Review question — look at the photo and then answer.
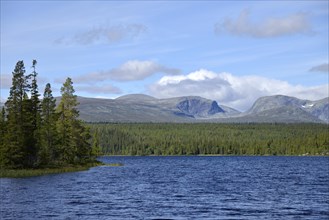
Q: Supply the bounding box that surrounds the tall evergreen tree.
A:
[56,77,92,164]
[39,83,58,165]
[30,60,41,144]
[56,78,78,164]
[3,61,29,168]
[20,60,41,167]
[2,60,94,169]
[0,107,6,166]
[0,107,5,145]
[21,92,36,166]
[28,60,42,165]
[92,128,101,156]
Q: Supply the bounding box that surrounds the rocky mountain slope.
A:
[72,94,328,123]
[76,95,235,122]
[2,94,326,123]
[243,95,328,123]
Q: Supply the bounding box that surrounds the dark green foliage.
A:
[1,61,94,169]
[56,78,93,164]
[1,60,43,168]
[91,128,101,156]
[56,78,78,163]
[39,83,58,165]
[2,61,30,168]
[89,123,329,156]
[30,60,42,155]
[0,107,6,148]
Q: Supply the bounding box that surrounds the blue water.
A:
[1,156,329,219]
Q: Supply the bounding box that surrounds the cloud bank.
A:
[215,10,311,38]
[309,63,329,73]
[75,60,180,83]
[148,69,328,111]
[1,73,48,90]
[76,84,122,94]
[55,24,147,45]
[0,74,12,90]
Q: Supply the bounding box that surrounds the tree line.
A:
[1,60,327,167]
[89,123,329,156]
[0,60,94,169]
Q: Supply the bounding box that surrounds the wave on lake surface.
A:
[1,156,329,219]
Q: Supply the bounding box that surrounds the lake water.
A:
[1,156,329,219]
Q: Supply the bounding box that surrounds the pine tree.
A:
[39,83,58,166]
[56,77,92,164]
[2,61,94,169]
[3,61,29,168]
[0,107,6,166]
[74,123,92,163]
[21,60,41,167]
[56,78,78,164]
[21,92,36,166]
[92,128,101,156]
[30,60,41,149]
[0,107,5,145]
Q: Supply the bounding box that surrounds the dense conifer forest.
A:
[89,123,329,156]
[0,61,95,169]
[1,61,328,172]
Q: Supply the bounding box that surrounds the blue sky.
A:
[1,0,328,111]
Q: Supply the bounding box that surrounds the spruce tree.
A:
[56,78,78,164]
[0,107,6,166]
[2,61,93,168]
[3,61,29,168]
[39,83,58,166]
[56,77,92,164]
[92,128,101,156]
[18,60,42,167]
[30,60,41,147]
[22,92,36,166]
[0,107,5,145]
[76,124,93,163]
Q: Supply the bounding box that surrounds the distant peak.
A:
[116,94,157,101]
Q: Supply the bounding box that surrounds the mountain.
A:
[244,95,328,123]
[75,95,233,123]
[116,94,157,102]
[303,98,329,123]
[157,96,225,118]
[1,94,324,123]
[72,94,328,123]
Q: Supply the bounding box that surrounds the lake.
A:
[1,156,329,219]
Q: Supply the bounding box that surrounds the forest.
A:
[89,123,329,156]
[1,61,328,172]
[0,60,95,169]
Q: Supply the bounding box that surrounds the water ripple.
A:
[1,156,329,219]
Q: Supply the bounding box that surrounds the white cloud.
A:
[75,60,180,82]
[0,74,12,89]
[1,73,50,101]
[76,84,122,94]
[309,63,329,73]
[55,24,147,45]
[148,69,328,111]
[215,10,312,38]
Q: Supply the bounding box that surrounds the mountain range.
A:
[1,94,327,123]
[74,94,328,123]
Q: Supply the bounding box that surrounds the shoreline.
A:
[0,161,104,178]
[101,154,329,157]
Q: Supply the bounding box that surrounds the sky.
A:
[1,0,328,111]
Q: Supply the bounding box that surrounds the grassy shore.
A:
[0,161,104,178]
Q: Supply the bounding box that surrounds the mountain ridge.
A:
[71,94,328,123]
[2,94,327,123]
